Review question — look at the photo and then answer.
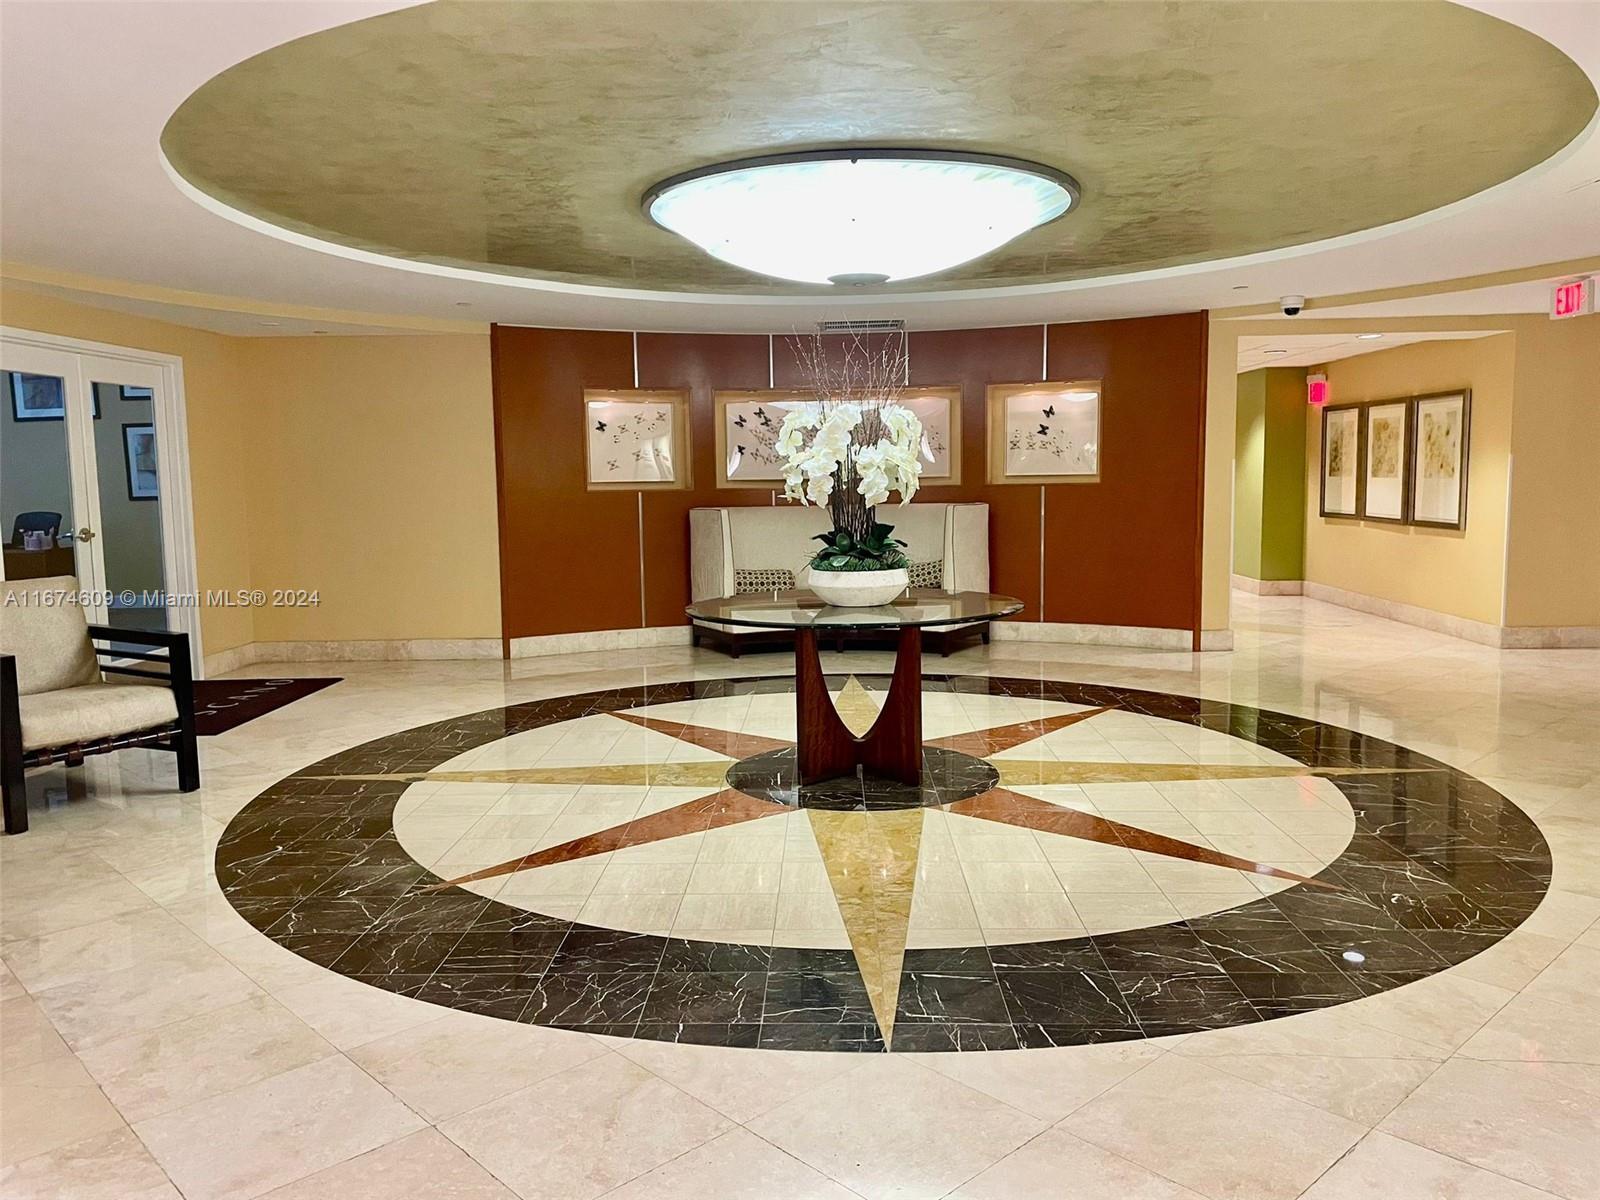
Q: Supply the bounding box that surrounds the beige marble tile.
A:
[349,1014,610,1122]
[0,1127,180,1200]
[77,993,335,1122]
[1200,1053,1442,1126]
[134,1055,425,1200]
[950,1126,1205,1199]
[1173,1004,1453,1061]
[1379,1058,1600,1199]
[602,1127,858,1200]
[273,973,443,1049]
[34,947,263,1050]
[438,1053,733,1200]
[1457,991,1599,1064]
[748,1058,1044,1199]
[1519,942,1600,1011]
[0,1055,126,1167]
[0,996,71,1074]
[213,929,342,993]
[259,1128,516,1199]
[0,874,158,940]
[913,1040,1165,1123]
[613,1038,865,1124]
[0,910,208,994]
[1063,1054,1366,1200]
[1337,973,1515,1053]
[1299,1130,1555,1200]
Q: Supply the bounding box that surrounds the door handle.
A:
[77,527,95,542]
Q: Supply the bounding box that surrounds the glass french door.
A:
[1,343,171,635]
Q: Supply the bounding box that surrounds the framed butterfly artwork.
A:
[582,388,691,491]
[986,381,1102,483]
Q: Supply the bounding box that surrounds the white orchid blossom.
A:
[777,400,923,510]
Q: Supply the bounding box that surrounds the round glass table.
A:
[686,589,1024,787]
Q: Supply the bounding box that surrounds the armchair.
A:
[1,575,198,834]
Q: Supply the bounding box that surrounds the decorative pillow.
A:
[907,559,944,589]
[735,567,796,593]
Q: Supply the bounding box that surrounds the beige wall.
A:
[0,281,502,656]
[1304,335,1515,626]
[1503,315,1600,628]
[232,334,499,643]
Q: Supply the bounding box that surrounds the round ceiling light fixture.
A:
[643,149,1079,286]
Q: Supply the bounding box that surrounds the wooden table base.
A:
[795,625,923,786]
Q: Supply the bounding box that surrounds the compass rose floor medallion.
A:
[217,674,1551,1053]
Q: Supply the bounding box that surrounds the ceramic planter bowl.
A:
[806,566,909,607]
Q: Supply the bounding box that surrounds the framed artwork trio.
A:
[1319,390,1470,530]
[581,380,1106,492]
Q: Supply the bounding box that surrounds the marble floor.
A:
[2,592,1598,1199]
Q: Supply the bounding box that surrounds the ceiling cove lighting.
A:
[644,149,1079,286]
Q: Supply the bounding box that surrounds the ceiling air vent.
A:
[816,319,906,334]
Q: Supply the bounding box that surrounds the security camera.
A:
[1280,295,1307,316]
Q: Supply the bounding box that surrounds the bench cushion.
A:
[19,683,178,751]
[1,575,100,696]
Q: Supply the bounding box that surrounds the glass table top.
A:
[685,588,1025,630]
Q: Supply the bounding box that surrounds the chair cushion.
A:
[19,683,177,751]
[907,559,943,589]
[1,575,101,696]
[734,566,796,593]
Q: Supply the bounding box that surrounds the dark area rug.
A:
[192,677,341,736]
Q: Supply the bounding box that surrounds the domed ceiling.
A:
[160,0,1595,296]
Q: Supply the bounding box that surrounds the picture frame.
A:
[713,387,963,489]
[713,390,821,487]
[581,388,691,491]
[1318,403,1362,518]
[1408,390,1470,530]
[985,381,1101,484]
[1359,399,1411,523]
[8,372,76,421]
[122,423,159,500]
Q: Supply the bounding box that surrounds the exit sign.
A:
[1552,278,1593,320]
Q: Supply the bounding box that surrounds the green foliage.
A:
[807,522,909,573]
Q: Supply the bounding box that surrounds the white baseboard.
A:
[509,625,695,659]
[1231,574,1304,596]
[1300,581,1600,649]
[203,638,501,675]
[993,621,1233,652]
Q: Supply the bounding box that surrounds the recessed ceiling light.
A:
[1355,333,1383,340]
[644,149,1078,285]
[258,320,281,327]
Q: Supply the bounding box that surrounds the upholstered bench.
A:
[1,575,199,834]
[688,502,992,656]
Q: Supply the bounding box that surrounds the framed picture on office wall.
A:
[985,381,1101,484]
[122,423,159,500]
[1360,400,1411,522]
[1408,390,1470,529]
[1318,403,1361,517]
[582,388,691,491]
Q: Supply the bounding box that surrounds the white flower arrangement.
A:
[776,401,924,509]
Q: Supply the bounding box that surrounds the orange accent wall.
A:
[492,315,1207,641]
